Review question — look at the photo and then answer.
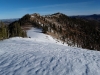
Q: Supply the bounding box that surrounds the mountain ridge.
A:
[0,12,100,51]
[25,13,100,50]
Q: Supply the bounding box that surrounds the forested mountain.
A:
[0,13,100,51]
[29,13,100,50]
[0,16,27,40]
[8,14,31,37]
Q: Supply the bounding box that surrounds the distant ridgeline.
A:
[0,13,100,51]
[71,14,100,21]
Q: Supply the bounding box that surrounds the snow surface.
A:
[0,28,100,75]
[27,28,67,45]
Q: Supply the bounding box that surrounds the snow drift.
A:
[0,28,100,75]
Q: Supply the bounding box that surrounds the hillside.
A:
[0,13,100,51]
[0,28,100,75]
[29,13,100,50]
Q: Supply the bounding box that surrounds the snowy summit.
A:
[0,28,100,75]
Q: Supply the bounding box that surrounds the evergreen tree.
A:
[42,25,48,33]
[0,21,8,39]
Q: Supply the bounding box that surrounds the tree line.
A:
[47,13,100,50]
[0,16,28,40]
[0,21,9,40]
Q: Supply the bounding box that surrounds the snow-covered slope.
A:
[0,28,100,75]
[27,28,67,45]
[27,28,57,43]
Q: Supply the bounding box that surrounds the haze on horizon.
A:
[0,0,99,19]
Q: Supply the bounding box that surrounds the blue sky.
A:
[0,0,100,19]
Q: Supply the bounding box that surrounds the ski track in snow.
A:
[0,28,100,75]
